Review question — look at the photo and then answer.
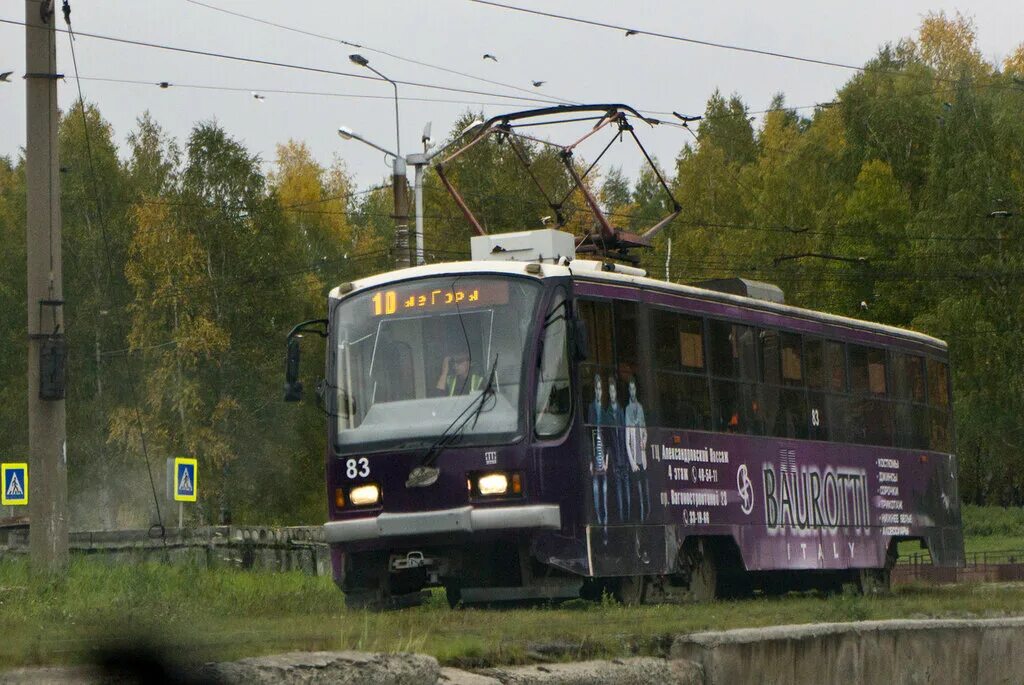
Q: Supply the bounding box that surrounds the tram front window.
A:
[332,276,541,454]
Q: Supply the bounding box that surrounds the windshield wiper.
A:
[468,354,499,430]
[406,354,500,488]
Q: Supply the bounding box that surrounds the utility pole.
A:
[25,0,68,572]
[392,156,411,268]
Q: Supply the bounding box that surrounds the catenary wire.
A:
[70,75,558,110]
[181,0,580,107]
[0,16,566,105]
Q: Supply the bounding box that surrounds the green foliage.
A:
[961,505,1024,538]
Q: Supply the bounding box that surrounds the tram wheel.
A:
[617,576,647,606]
[686,543,719,602]
[857,567,892,596]
[444,584,463,609]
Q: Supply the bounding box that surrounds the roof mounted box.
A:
[471,229,575,264]
[692,278,785,304]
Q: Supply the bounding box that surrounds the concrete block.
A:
[479,657,702,685]
[0,666,98,684]
[671,618,1024,685]
[202,650,439,685]
[438,667,503,684]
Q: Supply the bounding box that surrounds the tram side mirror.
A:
[284,336,304,402]
[570,317,589,361]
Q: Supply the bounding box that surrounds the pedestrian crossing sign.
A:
[173,457,198,502]
[1,463,28,506]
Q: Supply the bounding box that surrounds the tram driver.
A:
[435,350,484,396]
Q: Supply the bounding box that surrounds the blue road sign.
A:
[2,463,28,506]
[173,457,198,502]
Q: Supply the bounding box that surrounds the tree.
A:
[697,91,757,166]
[912,11,990,82]
[0,156,27,460]
[599,166,631,215]
[1003,45,1024,77]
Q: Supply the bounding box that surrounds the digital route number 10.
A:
[371,288,481,316]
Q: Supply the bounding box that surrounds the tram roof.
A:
[331,259,947,352]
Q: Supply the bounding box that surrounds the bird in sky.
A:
[625,29,638,36]
[532,80,545,88]
[251,91,266,102]
[482,54,498,62]
[0,71,13,83]
[157,81,171,89]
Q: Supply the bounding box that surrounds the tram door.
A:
[576,298,646,529]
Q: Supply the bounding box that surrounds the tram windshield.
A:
[332,275,542,454]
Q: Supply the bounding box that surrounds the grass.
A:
[897,505,1024,559]
[3,557,1024,670]
[3,504,1024,670]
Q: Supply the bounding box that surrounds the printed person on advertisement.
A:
[605,376,630,523]
[588,374,609,527]
[625,377,650,521]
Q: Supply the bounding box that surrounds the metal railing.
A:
[894,548,1024,585]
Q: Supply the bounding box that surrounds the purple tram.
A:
[285,230,964,608]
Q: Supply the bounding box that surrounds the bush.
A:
[961,505,1024,537]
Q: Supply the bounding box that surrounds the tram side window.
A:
[928,358,952,451]
[709,320,757,380]
[804,338,846,441]
[578,300,615,426]
[758,330,808,439]
[535,289,572,438]
[710,319,760,434]
[613,300,641,386]
[650,309,711,430]
[848,344,893,446]
[579,299,646,426]
[893,353,929,450]
[713,379,760,434]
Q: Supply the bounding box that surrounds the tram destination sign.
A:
[370,280,509,317]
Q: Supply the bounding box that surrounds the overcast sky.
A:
[1,1,1021,191]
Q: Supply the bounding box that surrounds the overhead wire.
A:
[0,16,565,105]
[465,0,996,87]
[466,0,871,71]
[69,75,557,110]
[181,0,580,107]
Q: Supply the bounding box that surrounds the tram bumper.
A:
[323,504,561,544]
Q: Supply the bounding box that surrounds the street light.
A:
[347,54,411,267]
[336,125,398,159]
[336,116,487,267]
[349,53,400,156]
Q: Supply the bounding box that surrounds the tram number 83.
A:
[346,458,370,479]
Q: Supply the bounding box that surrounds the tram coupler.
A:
[389,550,435,571]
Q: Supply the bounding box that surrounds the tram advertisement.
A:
[581,414,960,573]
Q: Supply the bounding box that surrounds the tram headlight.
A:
[349,483,381,507]
[470,471,524,498]
[477,473,509,496]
